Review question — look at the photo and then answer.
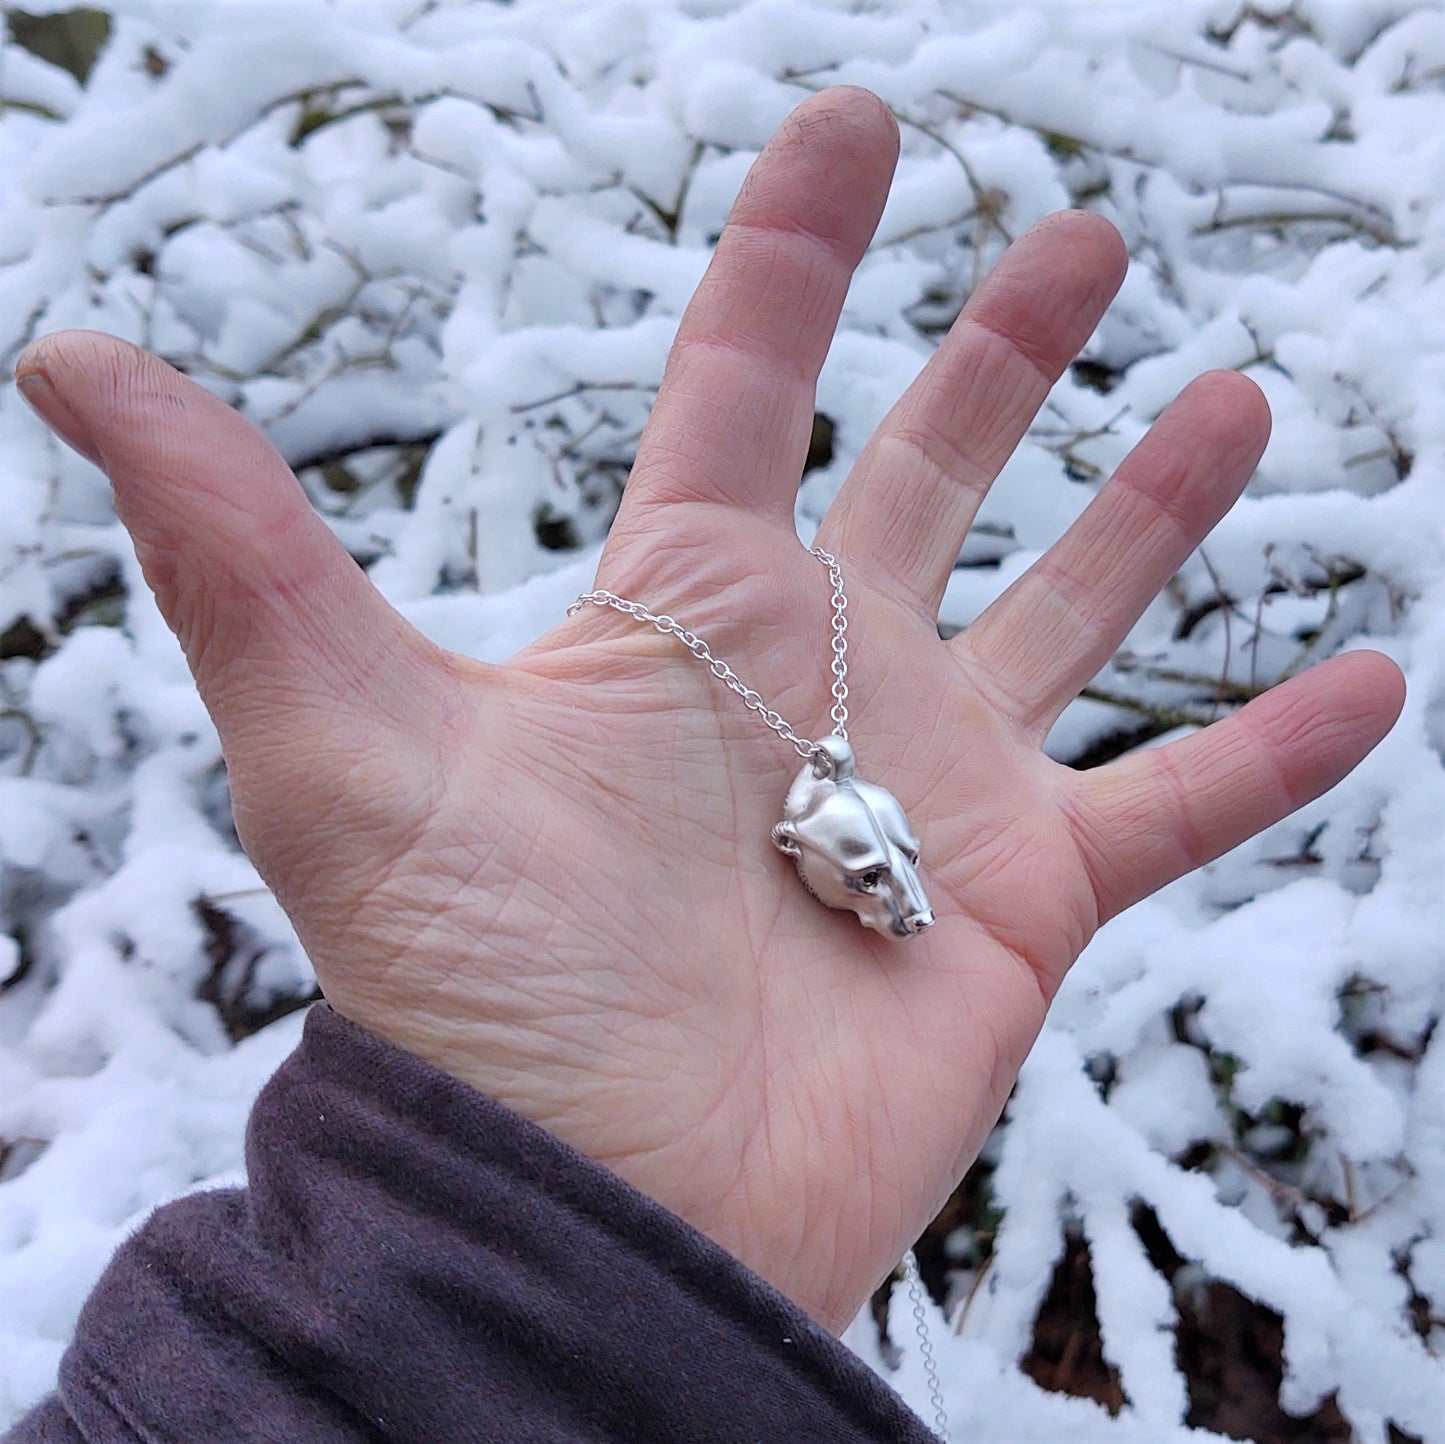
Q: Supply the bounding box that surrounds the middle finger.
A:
[816,211,1127,617]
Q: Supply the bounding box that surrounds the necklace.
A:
[567,546,935,940]
[567,544,948,1438]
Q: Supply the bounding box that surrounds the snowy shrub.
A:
[1,1,1443,1439]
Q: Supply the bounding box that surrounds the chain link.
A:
[566,546,849,760]
[901,1248,949,1440]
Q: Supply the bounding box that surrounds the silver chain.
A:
[567,545,948,1440]
[901,1248,949,1439]
[566,546,849,759]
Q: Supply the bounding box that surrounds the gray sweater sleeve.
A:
[6,1003,934,1443]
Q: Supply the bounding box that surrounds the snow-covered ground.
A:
[2,1,1443,1438]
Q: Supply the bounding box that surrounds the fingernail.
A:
[16,368,105,468]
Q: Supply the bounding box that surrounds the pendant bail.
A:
[809,735,856,781]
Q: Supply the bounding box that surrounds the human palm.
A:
[16,88,1402,1335]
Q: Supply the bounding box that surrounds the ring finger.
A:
[962,369,1271,736]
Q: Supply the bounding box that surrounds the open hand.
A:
[15,87,1403,1334]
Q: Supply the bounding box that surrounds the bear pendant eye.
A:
[858,868,886,890]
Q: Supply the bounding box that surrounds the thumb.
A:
[14,331,450,845]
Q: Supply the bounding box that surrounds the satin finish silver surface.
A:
[771,737,934,938]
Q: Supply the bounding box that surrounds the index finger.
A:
[610,87,898,534]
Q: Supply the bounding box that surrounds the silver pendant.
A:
[771,737,934,938]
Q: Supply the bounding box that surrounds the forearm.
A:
[6,1005,932,1443]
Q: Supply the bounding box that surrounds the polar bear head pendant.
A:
[771,737,934,939]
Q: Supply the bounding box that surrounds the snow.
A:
[2,0,1444,1438]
